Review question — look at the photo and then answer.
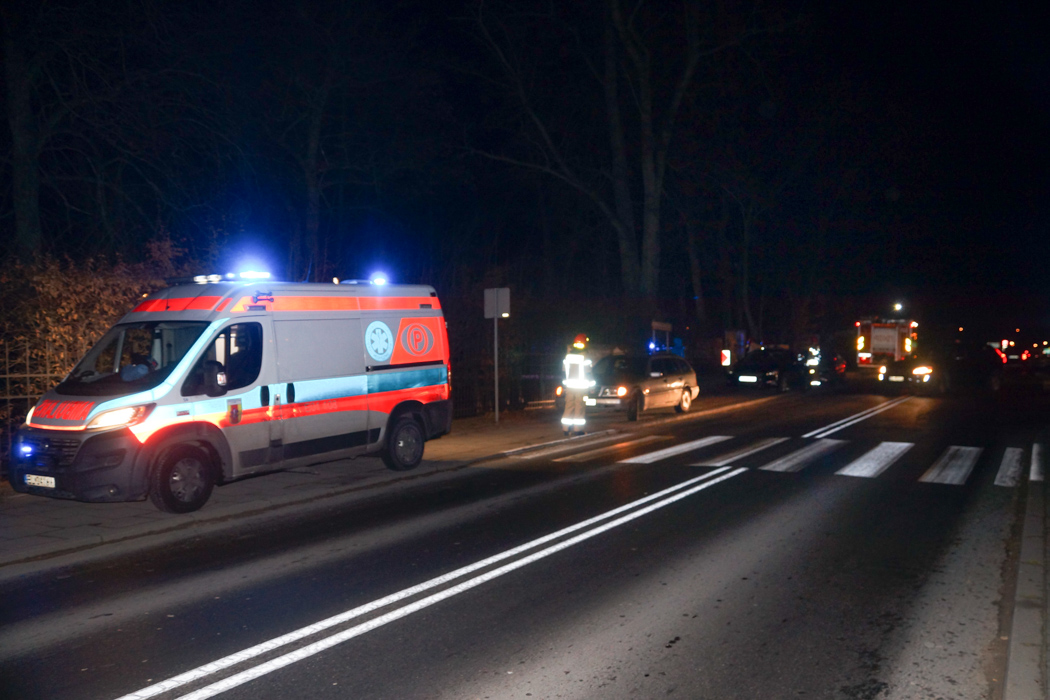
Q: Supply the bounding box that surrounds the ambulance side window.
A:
[182,323,263,396]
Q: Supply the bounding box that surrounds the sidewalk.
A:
[0,387,760,573]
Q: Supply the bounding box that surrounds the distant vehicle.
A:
[729,347,806,392]
[587,353,699,421]
[856,317,918,369]
[801,347,847,387]
[878,340,1003,394]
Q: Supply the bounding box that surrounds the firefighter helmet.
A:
[573,333,588,350]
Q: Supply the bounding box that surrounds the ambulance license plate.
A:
[25,474,56,488]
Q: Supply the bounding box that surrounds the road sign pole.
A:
[494,313,499,424]
[483,287,510,425]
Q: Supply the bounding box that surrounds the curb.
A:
[1004,474,1046,699]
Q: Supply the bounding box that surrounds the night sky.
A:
[3,0,1049,344]
[820,2,1050,329]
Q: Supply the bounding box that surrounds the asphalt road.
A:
[1,382,1045,700]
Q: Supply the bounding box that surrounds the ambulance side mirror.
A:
[204,361,228,397]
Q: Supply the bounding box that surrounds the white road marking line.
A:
[802,395,913,438]
[692,437,789,467]
[618,435,732,464]
[554,435,670,463]
[1031,443,1045,482]
[759,439,846,473]
[994,448,1026,488]
[810,396,914,438]
[126,468,748,700]
[112,467,736,700]
[836,442,914,478]
[919,446,983,485]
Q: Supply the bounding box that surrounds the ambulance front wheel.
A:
[382,416,425,471]
[149,445,216,513]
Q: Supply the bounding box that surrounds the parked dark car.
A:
[802,347,847,386]
[878,340,1003,394]
[728,347,807,391]
[588,353,699,421]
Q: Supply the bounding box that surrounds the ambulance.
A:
[9,278,452,513]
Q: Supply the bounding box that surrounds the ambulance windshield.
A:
[55,321,210,397]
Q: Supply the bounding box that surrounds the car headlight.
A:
[617,386,628,397]
[85,404,155,430]
[879,366,886,374]
[912,366,933,376]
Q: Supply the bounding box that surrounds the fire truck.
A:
[856,317,918,368]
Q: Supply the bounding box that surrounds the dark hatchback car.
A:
[588,353,699,421]
[878,341,1003,394]
[803,348,847,386]
[728,347,807,391]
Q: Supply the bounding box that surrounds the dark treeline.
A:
[1,0,919,369]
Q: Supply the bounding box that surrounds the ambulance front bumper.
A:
[9,426,149,502]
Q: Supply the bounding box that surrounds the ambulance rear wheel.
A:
[149,445,215,513]
[382,416,425,471]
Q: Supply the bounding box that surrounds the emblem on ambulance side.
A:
[227,398,242,425]
[401,323,435,357]
[365,321,394,362]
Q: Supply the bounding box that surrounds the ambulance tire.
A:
[382,415,425,471]
[149,445,216,513]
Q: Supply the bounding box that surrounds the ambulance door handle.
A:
[287,383,295,404]
[260,386,269,406]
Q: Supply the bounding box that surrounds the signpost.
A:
[483,288,510,423]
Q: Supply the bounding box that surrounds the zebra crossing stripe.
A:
[618,436,732,464]
[994,448,1025,487]
[920,446,983,485]
[693,437,789,467]
[759,439,846,473]
[836,442,913,478]
[554,435,669,463]
[1032,444,1045,482]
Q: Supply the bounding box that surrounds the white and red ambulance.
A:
[10,279,451,512]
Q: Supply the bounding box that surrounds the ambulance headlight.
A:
[86,404,155,430]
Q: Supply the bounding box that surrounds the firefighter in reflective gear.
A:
[561,333,594,435]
